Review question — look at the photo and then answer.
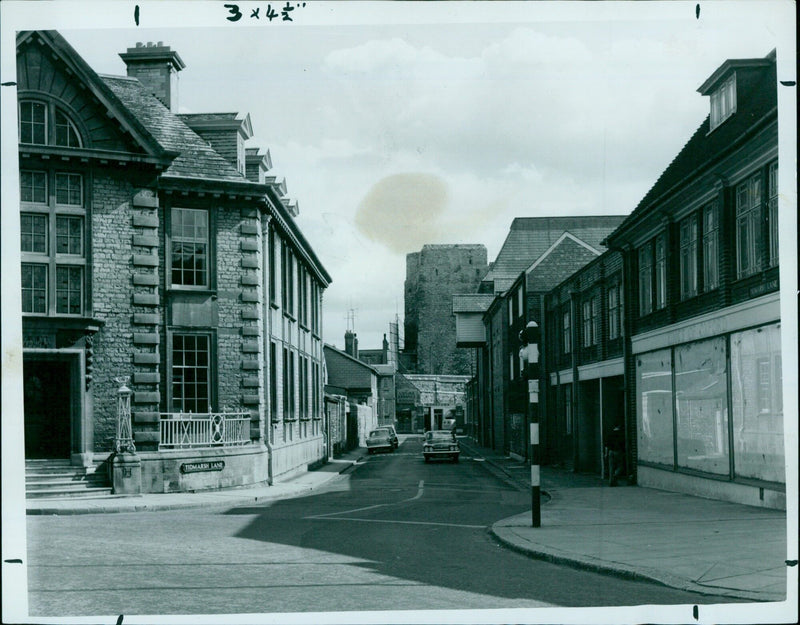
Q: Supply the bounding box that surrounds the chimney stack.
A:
[120,42,185,112]
[344,331,359,359]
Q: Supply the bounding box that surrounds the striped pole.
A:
[526,322,541,528]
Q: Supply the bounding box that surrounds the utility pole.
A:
[522,321,541,527]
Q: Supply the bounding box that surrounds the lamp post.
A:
[114,376,135,454]
[520,321,541,527]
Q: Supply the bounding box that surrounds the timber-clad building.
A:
[455,50,784,509]
[16,30,331,495]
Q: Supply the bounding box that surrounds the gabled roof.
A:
[323,344,379,375]
[102,76,255,185]
[16,30,173,164]
[452,293,496,314]
[484,216,626,290]
[606,51,777,246]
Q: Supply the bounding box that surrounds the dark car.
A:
[366,427,396,454]
[422,430,459,463]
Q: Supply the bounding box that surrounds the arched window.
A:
[19,99,83,148]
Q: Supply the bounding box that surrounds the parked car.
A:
[422,430,460,463]
[383,424,399,449]
[366,427,396,454]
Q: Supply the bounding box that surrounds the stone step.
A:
[26,474,108,485]
[25,459,112,500]
[26,486,115,499]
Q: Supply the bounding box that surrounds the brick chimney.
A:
[120,42,185,112]
[344,331,359,359]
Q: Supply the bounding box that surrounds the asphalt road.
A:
[25,435,737,618]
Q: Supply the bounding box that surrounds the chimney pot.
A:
[136,42,144,48]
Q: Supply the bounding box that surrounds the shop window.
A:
[731,324,784,483]
[636,349,674,466]
[171,333,212,414]
[702,202,719,291]
[170,207,209,287]
[674,337,729,475]
[20,170,86,316]
[679,214,698,299]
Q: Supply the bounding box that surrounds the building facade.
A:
[454,218,624,457]
[17,31,330,494]
[544,250,626,474]
[604,50,783,508]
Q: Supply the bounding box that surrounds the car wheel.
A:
[453,455,459,463]
[367,449,373,455]
[424,456,430,463]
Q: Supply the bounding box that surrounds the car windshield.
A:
[428,432,454,441]
[369,429,390,437]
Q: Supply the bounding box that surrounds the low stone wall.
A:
[136,444,269,493]
[637,465,785,510]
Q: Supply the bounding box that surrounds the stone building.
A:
[16,31,330,496]
[404,244,487,375]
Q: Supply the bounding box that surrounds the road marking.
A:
[309,480,425,518]
[306,516,486,529]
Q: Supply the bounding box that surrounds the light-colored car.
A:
[422,430,460,463]
[383,424,399,449]
[366,427,396,454]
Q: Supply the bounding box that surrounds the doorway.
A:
[24,358,73,459]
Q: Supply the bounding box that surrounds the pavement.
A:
[25,447,367,516]
[458,437,790,604]
[25,436,790,603]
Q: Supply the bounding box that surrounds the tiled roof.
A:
[606,52,776,244]
[452,294,496,313]
[102,75,249,184]
[485,216,626,287]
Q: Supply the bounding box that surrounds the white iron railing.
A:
[159,412,251,450]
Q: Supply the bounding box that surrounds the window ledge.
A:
[167,287,217,296]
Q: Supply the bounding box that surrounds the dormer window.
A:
[709,74,736,131]
[19,99,83,147]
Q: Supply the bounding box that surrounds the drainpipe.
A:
[262,213,274,485]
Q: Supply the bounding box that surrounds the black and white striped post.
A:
[524,321,541,528]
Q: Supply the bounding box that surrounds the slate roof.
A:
[484,216,626,291]
[102,75,253,184]
[605,52,777,245]
[452,293,496,313]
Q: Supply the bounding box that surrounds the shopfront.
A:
[635,318,784,508]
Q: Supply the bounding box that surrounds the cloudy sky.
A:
[8,1,795,350]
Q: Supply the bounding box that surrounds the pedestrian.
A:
[604,424,625,487]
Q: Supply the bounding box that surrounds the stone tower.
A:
[404,244,488,375]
